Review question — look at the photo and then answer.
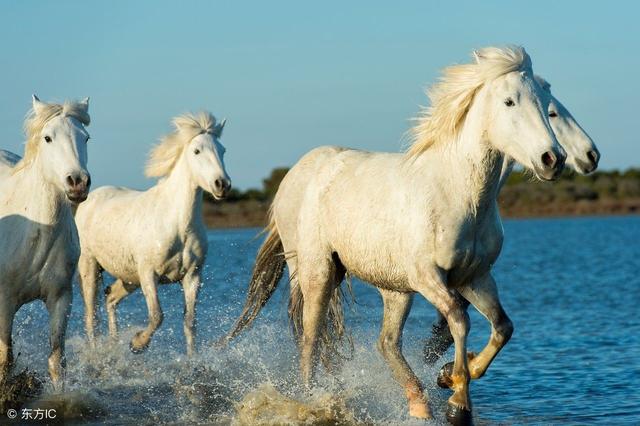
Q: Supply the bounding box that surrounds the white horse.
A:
[0,95,91,389]
[404,74,601,371]
[225,46,566,424]
[75,112,230,355]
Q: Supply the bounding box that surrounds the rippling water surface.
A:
[11,216,640,424]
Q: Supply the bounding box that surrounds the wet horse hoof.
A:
[446,402,473,425]
[129,341,148,354]
[129,333,150,354]
[437,361,454,389]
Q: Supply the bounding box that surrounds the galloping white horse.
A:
[75,112,230,355]
[0,95,91,389]
[226,46,565,423]
[423,74,601,366]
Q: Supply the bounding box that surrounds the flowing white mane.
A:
[407,45,533,157]
[14,101,91,172]
[145,112,223,178]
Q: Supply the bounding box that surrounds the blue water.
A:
[9,216,640,425]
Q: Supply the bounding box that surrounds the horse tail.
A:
[221,214,286,344]
[288,271,354,371]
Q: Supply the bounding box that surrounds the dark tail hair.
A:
[221,217,286,344]
[222,214,353,369]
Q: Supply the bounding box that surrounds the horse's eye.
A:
[44,136,52,143]
[549,111,558,118]
[194,149,200,155]
[504,98,515,107]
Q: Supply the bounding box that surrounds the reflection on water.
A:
[9,216,640,424]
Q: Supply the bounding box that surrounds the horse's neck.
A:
[413,116,503,218]
[11,164,71,226]
[156,159,203,233]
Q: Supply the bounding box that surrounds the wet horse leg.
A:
[46,288,71,390]
[182,270,202,356]
[105,279,136,338]
[130,271,163,353]
[459,273,513,380]
[78,255,102,346]
[424,293,470,365]
[377,289,431,419]
[412,267,473,425]
[0,302,16,385]
[298,254,335,386]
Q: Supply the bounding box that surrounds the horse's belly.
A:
[335,247,409,292]
[97,254,140,284]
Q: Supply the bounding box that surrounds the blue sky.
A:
[0,1,637,190]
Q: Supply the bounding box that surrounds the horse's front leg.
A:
[424,293,470,365]
[182,269,202,357]
[46,289,72,390]
[377,289,431,419]
[0,302,16,385]
[458,273,513,380]
[412,267,472,425]
[130,271,163,354]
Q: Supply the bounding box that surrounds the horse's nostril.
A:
[541,151,557,169]
[587,150,599,165]
[66,175,76,187]
[214,179,222,190]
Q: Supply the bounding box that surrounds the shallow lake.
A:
[10,216,640,424]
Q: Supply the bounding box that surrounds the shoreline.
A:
[202,198,640,229]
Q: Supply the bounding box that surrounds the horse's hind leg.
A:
[377,289,432,419]
[297,254,335,386]
[46,288,71,390]
[182,270,202,356]
[78,254,102,346]
[105,279,136,338]
[130,271,163,353]
[424,294,470,365]
[457,273,513,381]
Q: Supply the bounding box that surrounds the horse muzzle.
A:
[65,172,91,203]
[211,177,232,200]
[575,149,600,175]
[535,149,566,181]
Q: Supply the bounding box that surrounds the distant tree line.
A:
[501,167,640,206]
[204,167,289,203]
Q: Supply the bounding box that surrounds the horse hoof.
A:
[437,361,454,389]
[446,402,473,425]
[408,400,432,419]
[129,340,149,354]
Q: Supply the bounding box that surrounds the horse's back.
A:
[0,150,20,180]
[76,185,143,222]
[272,146,351,249]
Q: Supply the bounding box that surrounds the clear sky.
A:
[0,1,637,190]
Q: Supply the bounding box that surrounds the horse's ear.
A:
[32,94,47,116]
[79,97,90,113]
[218,118,227,135]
